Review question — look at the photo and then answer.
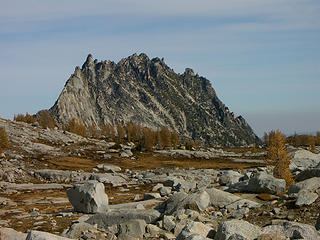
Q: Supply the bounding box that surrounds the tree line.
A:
[264,132,320,153]
[13,112,182,151]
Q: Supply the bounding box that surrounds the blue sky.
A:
[0,0,319,137]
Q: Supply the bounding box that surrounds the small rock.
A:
[160,186,172,197]
[295,189,318,207]
[273,208,281,215]
[144,193,161,200]
[163,215,176,232]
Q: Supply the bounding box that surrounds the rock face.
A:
[67,181,109,213]
[48,53,260,146]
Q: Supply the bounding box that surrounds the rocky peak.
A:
[82,54,94,69]
[184,68,195,76]
[49,53,261,146]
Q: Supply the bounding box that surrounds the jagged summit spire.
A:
[82,54,94,69]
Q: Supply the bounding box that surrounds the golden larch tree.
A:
[159,126,171,148]
[171,130,179,149]
[66,118,87,137]
[38,110,56,129]
[267,130,294,188]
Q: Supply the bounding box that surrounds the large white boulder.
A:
[26,230,72,240]
[290,149,320,170]
[288,177,320,194]
[67,180,108,213]
[262,221,320,239]
[247,172,286,195]
[215,220,261,240]
[0,227,26,240]
[295,189,318,207]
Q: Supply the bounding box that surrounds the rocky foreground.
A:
[0,118,320,239]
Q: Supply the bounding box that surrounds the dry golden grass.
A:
[107,152,265,171]
[257,193,279,201]
[47,156,99,171]
[0,189,76,234]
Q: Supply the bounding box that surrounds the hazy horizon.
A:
[1,1,319,138]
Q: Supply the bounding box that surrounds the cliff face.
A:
[49,53,260,146]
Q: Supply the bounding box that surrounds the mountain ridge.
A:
[48,53,260,146]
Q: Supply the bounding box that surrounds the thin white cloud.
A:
[1,0,319,32]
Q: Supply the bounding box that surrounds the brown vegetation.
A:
[287,132,320,152]
[65,118,86,137]
[265,130,295,187]
[88,123,99,138]
[171,131,179,149]
[0,127,9,150]
[38,110,56,129]
[141,127,156,151]
[99,121,180,151]
[14,113,37,124]
[159,126,171,148]
[116,124,125,144]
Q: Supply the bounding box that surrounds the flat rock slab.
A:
[109,199,162,210]
[86,209,161,230]
[26,230,72,240]
[23,197,69,205]
[34,169,127,186]
[0,182,70,191]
